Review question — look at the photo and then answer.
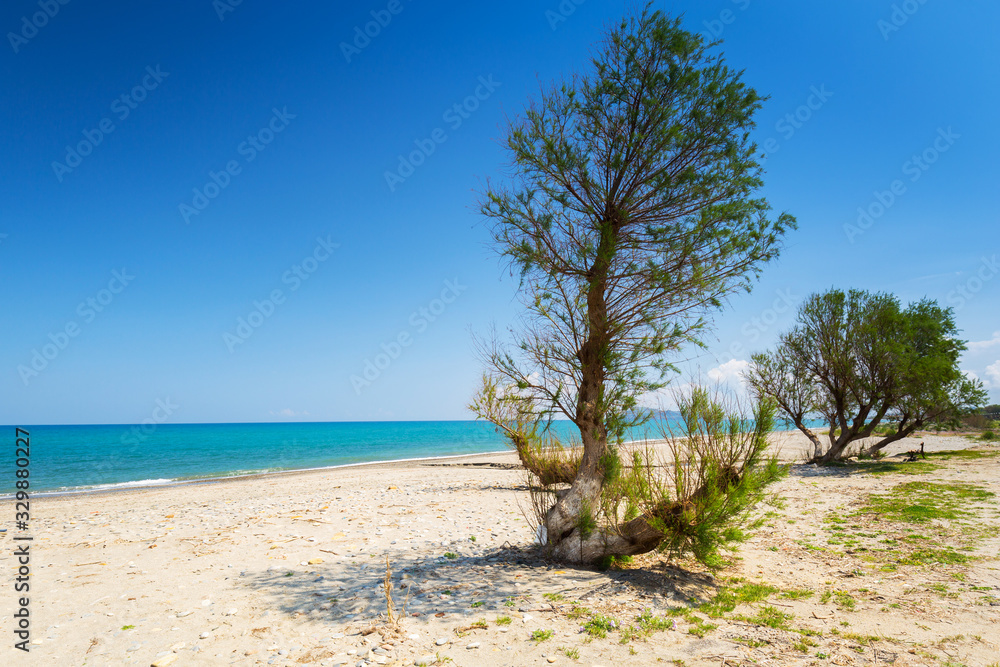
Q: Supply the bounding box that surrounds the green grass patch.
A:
[530,629,554,642]
[831,460,940,475]
[638,611,673,631]
[925,448,997,459]
[700,582,778,617]
[780,588,814,600]
[898,547,972,566]
[860,482,993,524]
[582,614,617,638]
[734,636,769,648]
[734,605,793,630]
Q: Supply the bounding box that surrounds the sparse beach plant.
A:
[583,615,617,638]
[531,629,554,642]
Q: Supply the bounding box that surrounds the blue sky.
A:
[1,0,997,425]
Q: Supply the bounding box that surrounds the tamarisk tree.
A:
[745,289,987,463]
[471,7,794,565]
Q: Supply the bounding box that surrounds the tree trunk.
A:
[789,417,824,460]
[543,221,614,562]
[545,464,743,563]
[865,421,921,456]
[544,341,610,561]
[817,430,856,463]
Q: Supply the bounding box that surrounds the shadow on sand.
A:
[238,543,721,630]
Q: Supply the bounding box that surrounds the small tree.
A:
[745,289,987,463]
[471,6,794,565]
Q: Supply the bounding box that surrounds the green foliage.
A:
[926,449,997,459]
[700,582,778,617]
[687,620,718,638]
[636,610,674,633]
[651,388,788,568]
[531,629,554,642]
[860,481,993,524]
[495,616,512,626]
[472,3,794,563]
[596,554,633,571]
[583,614,617,638]
[735,604,793,630]
[575,498,597,540]
[746,288,988,462]
[780,588,814,600]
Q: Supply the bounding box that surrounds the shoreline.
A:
[5,431,996,666]
[10,448,517,501]
[20,427,978,502]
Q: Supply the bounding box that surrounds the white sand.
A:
[2,431,998,666]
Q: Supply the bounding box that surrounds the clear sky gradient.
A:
[2,0,998,424]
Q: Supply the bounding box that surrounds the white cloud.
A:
[638,359,752,411]
[270,409,310,418]
[987,361,1000,387]
[968,331,1000,353]
[708,358,749,387]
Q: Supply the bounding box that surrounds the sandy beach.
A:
[4,431,999,666]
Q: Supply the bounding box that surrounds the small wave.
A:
[7,478,178,498]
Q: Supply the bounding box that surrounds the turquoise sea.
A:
[2,421,585,496]
[3,417,808,496]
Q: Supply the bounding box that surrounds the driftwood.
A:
[904,442,926,462]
